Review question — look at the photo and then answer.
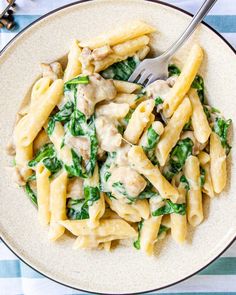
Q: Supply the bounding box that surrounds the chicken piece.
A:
[115,143,131,166]
[66,136,90,161]
[95,116,122,152]
[80,47,94,74]
[76,73,117,117]
[109,166,147,199]
[67,177,84,199]
[92,45,112,61]
[146,79,171,101]
[41,62,63,81]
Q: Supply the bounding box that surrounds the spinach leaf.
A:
[64,75,89,92]
[85,116,98,177]
[101,56,139,81]
[27,173,36,182]
[192,75,204,103]
[183,119,192,131]
[211,107,220,113]
[133,219,143,250]
[200,167,206,187]
[123,109,134,125]
[67,198,89,220]
[25,182,37,206]
[213,117,232,155]
[180,175,190,191]
[203,105,211,121]
[164,138,193,181]
[47,101,74,136]
[138,182,159,199]
[106,192,117,200]
[155,97,163,106]
[100,152,116,192]
[158,224,169,236]
[64,149,87,178]
[68,109,86,137]
[112,181,136,203]
[168,64,181,77]
[142,125,159,165]
[28,143,54,167]
[84,186,100,206]
[43,157,62,174]
[28,143,62,174]
[152,199,186,217]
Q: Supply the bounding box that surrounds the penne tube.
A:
[113,80,141,94]
[113,93,139,108]
[184,155,203,227]
[163,44,203,118]
[124,99,155,144]
[202,162,214,198]
[36,163,51,226]
[189,88,211,143]
[64,40,82,82]
[128,146,179,202]
[170,185,187,244]
[210,132,227,193]
[14,79,64,147]
[96,102,129,119]
[30,77,52,108]
[48,122,73,166]
[59,218,137,239]
[198,151,210,166]
[84,165,105,229]
[80,20,155,49]
[112,35,150,56]
[156,97,192,166]
[49,171,68,241]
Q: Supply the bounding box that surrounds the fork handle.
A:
[162,0,218,59]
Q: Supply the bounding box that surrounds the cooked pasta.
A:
[10,20,232,255]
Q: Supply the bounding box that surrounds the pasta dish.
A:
[8,20,232,255]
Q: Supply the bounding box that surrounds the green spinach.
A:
[47,101,74,136]
[28,143,62,174]
[180,175,190,191]
[85,116,98,177]
[64,149,87,178]
[112,181,136,203]
[67,198,89,220]
[25,182,37,206]
[164,138,193,181]
[84,186,100,206]
[213,117,232,155]
[64,75,89,92]
[142,125,159,165]
[133,219,143,250]
[152,199,186,217]
[101,56,139,81]
[200,167,206,187]
[155,96,163,106]
[168,64,181,77]
[192,75,204,103]
[158,224,169,236]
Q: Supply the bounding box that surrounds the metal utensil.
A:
[128,0,217,86]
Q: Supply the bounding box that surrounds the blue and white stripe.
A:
[0,0,235,294]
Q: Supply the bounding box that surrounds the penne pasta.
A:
[210,132,227,194]
[124,99,155,144]
[36,163,51,226]
[64,40,82,82]
[128,146,179,202]
[189,88,211,143]
[80,20,155,49]
[113,80,141,94]
[49,171,68,241]
[163,44,203,118]
[156,97,192,166]
[112,35,150,56]
[184,155,203,227]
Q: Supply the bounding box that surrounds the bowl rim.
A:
[0,0,235,294]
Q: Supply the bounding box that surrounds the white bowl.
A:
[0,0,235,294]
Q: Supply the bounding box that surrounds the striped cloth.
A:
[0,0,235,294]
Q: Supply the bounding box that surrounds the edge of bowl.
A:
[0,0,235,294]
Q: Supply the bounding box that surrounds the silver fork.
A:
[128,0,217,86]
